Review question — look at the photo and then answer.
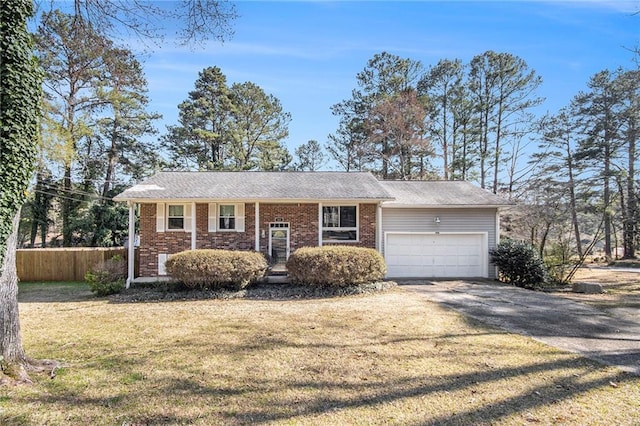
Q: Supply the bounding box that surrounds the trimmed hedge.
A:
[286,246,386,287]
[165,249,268,290]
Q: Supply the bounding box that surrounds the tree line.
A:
[20,9,640,277]
[22,7,336,248]
[514,67,639,271]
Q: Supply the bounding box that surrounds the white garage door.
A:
[385,233,486,278]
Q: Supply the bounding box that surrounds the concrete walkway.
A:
[402,280,640,375]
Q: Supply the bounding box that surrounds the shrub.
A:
[85,255,126,296]
[165,249,268,290]
[490,239,548,289]
[286,246,386,287]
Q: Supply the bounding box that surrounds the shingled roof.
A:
[114,171,393,202]
[379,180,511,207]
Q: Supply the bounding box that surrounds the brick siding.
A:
[138,202,378,277]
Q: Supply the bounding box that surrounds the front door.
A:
[269,223,290,265]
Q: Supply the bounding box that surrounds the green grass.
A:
[18,281,93,303]
[2,282,639,425]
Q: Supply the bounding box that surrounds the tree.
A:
[96,47,161,199]
[418,58,464,180]
[37,11,161,247]
[364,89,431,179]
[615,70,640,258]
[327,98,376,172]
[44,0,237,47]
[1,0,236,384]
[573,70,626,261]
[163,66,234,170]
[468,51,543,193]
[0,0,44,382]
[294,140,327,171]
[228,81,291,170]
[532,110,585,257]
[29,169,55,247]
[37,10,122,246]
[164,69,292,171]
[330,52,426,178]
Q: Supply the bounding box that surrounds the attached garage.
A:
[379,181,511,280]
[385,232,487,278]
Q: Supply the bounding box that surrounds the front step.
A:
[266,274,291,284]
[265,264,290,284]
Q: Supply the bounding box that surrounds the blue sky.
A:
[44,1,640,169]
[141,1,639,165]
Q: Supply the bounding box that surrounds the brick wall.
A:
[138,202,378,277]
[258,203,319,254]
[139,203,192,277]
[195,203,255,251]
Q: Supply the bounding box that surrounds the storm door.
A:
[269,222,290,266]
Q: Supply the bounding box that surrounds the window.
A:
[167,205,184,230]
[219,204,236,230]
[322,205,357,241]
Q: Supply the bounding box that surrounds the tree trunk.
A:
[0,210,30,383]
[603,143,612,261]
[61,166,74,247]
[623,119,637,259]
[566,143,583,257]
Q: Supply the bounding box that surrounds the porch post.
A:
[318,202,323,247]
[377,202,383,253]
[126,200,135,288]
[191,202,197,250]
[255,202,260,251]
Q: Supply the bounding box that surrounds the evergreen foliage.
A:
[490,240,549,289]
[163,66,291,171]
[0,0,43,265]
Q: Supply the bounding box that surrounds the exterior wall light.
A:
[435,216,441,224]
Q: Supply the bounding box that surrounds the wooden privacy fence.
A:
[16,247,139,282]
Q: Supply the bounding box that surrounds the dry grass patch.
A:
[2,282,639,425]
[563,267,640,321]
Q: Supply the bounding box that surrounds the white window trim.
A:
[208,202,246,233]
[165,203,192,232]
[218,204,237,232]
[321,204,359,243]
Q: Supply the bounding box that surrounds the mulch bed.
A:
[111,281,397,303]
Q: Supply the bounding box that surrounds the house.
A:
[114,171,510,286]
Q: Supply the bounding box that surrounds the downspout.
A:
[255,202,260,252]
[126,200,135,288]
[191,202,197,250]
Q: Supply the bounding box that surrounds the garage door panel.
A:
[386,233,485,278]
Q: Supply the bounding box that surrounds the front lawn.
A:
[3,282,639,424]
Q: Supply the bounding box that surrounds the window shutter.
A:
[236,203,245,232]
[184,203,192,232]
[208,203,217,232]
[158,253,168,275]
[156,203,165,232]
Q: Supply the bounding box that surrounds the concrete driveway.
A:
[401,280,640,375]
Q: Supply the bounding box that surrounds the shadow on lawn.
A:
[13,350,635,425]
[128,359,638,424]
